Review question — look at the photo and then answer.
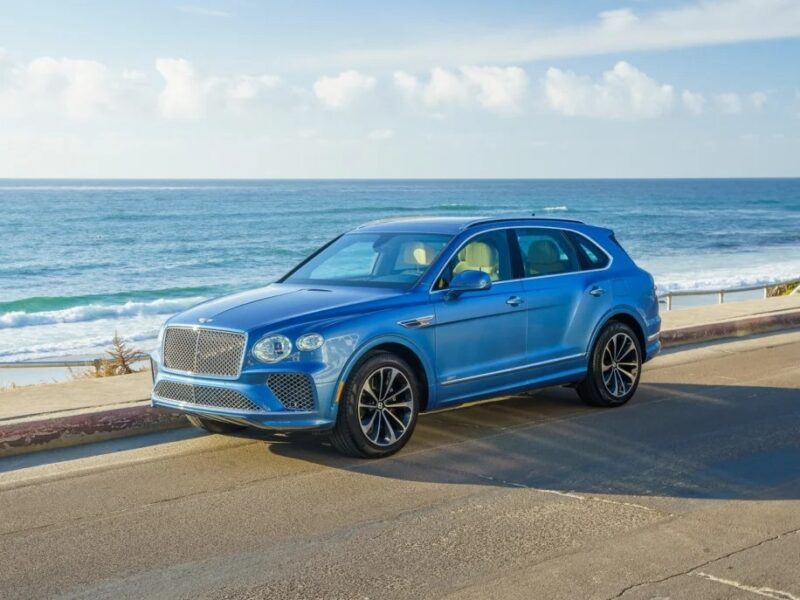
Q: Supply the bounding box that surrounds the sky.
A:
[0,0,799,178]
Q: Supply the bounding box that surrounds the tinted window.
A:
[515,228,580,277]
[436,230,515,289]
[566,232,610,270]
[284,232,451,288]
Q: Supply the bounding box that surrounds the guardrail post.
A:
[666,294,672,311]
[763,287,769,299]
[718,291,724,304]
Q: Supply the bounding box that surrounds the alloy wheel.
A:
[601,332,640,398]
[357,366,414,447]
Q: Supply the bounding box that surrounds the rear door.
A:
[516,228,612,365]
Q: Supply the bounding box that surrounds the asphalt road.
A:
[1,331,799,600]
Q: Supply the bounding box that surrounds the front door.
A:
[431,229,528,403]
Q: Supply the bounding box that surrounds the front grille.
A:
[267,373,315,411]
[154,380,262,412]
[162,327,245,378]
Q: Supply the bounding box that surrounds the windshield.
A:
[282,232,453,288]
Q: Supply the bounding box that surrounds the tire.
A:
[186,414,246,434]
[330,351,420,458]
[577,321,642,407]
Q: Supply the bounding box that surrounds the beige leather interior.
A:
[452,241,500,280]
[401,242,432,266]
[527,239,566,276]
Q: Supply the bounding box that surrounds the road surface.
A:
[1,331,799,599]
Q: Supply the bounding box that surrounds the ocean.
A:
[1,178,799,366]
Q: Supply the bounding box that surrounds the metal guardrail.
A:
[659,277,800,311]
[0,354,151,369]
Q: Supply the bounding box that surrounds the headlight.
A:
[252,334,293,363]
[296,333,324,351]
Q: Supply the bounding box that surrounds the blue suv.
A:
[151,216,661,458]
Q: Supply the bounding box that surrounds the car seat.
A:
[452,241,500,280]
[527,239,566,276]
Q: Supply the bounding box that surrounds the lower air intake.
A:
[267,373,315,411]
[154,380,262,412]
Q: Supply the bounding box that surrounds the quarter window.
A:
[436,230,515,289]
[515,229,581,277]
[566,232,610,270]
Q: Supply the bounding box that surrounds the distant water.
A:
[1,178,799,364]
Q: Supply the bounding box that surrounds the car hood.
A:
[168,283,407,332]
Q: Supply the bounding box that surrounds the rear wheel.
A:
[330,351,420,458]
[577,322,642,407]
[186,415,246,434]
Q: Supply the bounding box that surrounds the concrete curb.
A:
[2,309,799,459]
[660,309,800,348]
[0,405,189,458]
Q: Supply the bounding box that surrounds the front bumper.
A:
[150,355,339,431]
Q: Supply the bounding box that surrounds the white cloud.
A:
[394,68,468,110]
[177,5,231,18]
[155,58,203,119]
[682,90,706,114]
[460,66,527,113]
[367,128,395,140]
[394,66,527,114]
[544,61,674,119]
[293,0,800,70]
[26,57,111,118]
[749,91,768,110]
[155,58,282,118]
[599,9,639,32]
[716,92,743,114]
[313,70,375,109]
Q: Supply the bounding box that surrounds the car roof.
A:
[351,215,586,235]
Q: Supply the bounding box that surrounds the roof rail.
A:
[353,215,452,229]
[463,215,585,229]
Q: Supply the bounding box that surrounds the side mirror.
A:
[445,270,492,299]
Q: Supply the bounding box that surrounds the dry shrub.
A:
[767,282,799,297]
[91,332,144,378]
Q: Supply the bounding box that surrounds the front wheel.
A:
[330,351,420,458]
[577,322,642,407]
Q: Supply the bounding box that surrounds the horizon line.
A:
[1,176,799,182]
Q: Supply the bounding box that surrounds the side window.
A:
[566,232,610,270]
[515,228,581,277]
[436,230,515,289]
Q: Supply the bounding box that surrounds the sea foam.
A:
[0,297,206,330]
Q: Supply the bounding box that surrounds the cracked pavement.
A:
[1,331,799,599]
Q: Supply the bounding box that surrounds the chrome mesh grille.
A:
[154,380,262,412]
[162,327,245,378]
[267,373,315,411]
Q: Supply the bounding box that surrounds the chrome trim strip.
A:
[160,324,249,381]
[397,315,435,328]
[428,225,614,295]
[647,332,660,342]
[441,352,586,386]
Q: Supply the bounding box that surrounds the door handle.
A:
[589,286,605,297]
[506,295,524,307]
